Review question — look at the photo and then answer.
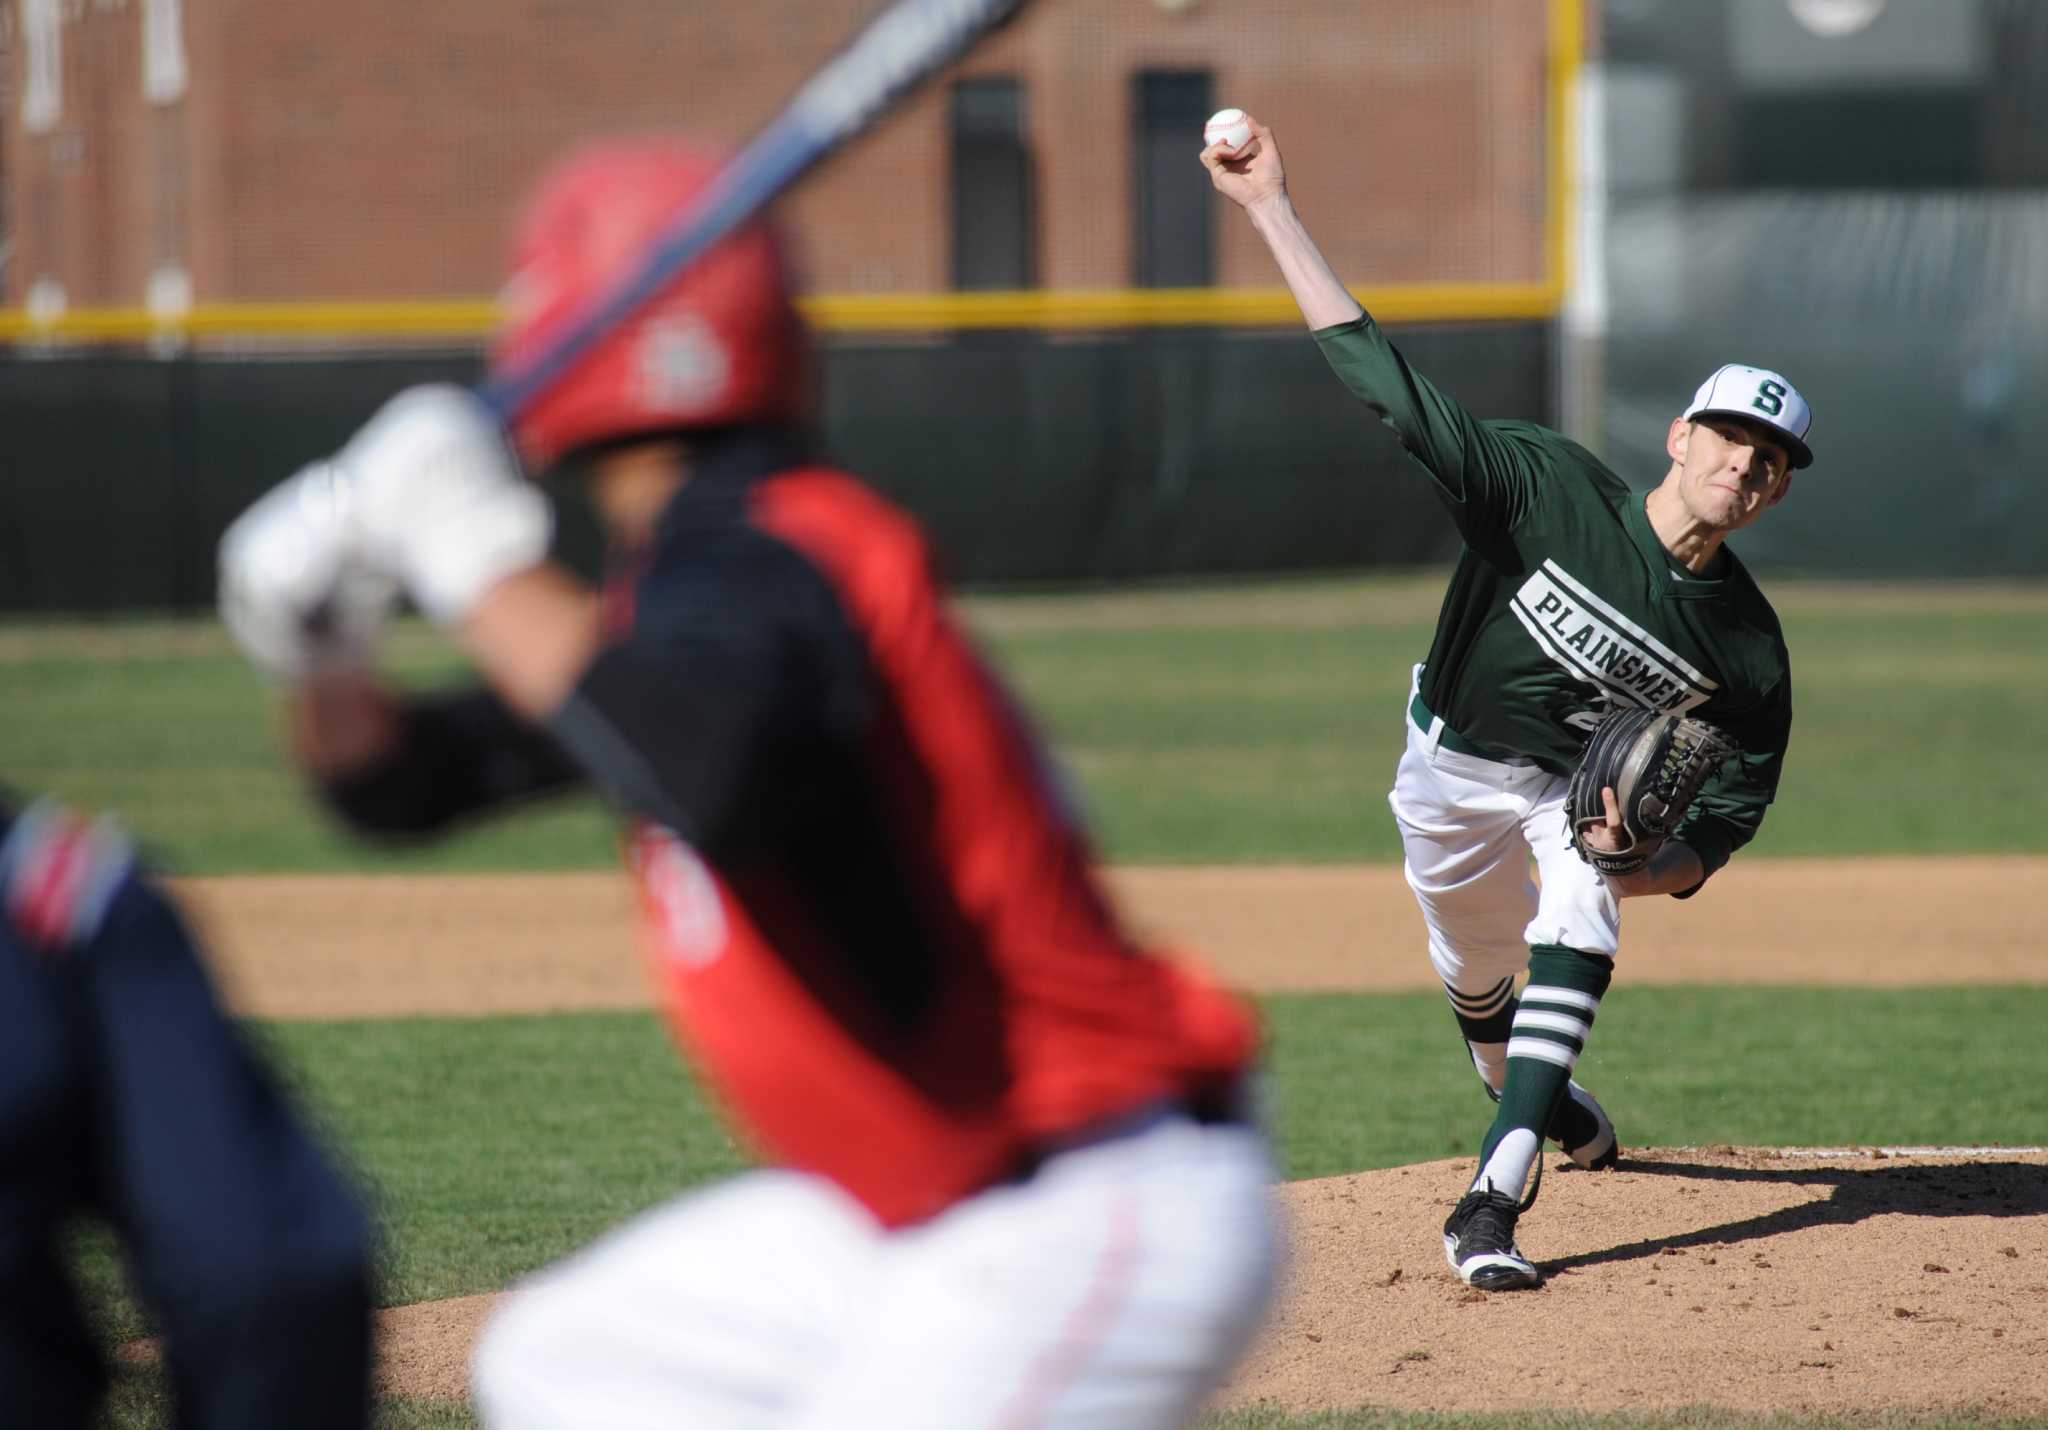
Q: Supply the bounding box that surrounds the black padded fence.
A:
[0,324,1549,613]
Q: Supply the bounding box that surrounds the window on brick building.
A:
[1133,70,1214,288]
[950,77,1036,291]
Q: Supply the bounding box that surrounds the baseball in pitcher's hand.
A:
[1201,114,1286,212]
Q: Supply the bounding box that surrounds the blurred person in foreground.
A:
[217,135,1280,1429]
[0,796,373,1427]
[1204,116,1807,1290]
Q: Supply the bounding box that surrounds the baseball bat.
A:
[480,0,1032,422]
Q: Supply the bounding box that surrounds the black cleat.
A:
[1442,1185,1542,1290]
[1551,1080,1620,1170]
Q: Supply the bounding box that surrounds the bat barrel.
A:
[479,0,1028,426]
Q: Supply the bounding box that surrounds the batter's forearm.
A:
[1245,195,1364,332]
[289,672,405,780]
[457,564,602,721]
[315,684,586,838]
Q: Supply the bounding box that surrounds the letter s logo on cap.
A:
[1752,380,1787,418]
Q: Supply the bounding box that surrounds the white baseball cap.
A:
[1684,363,1814,469]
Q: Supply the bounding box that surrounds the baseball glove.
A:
[1563,709,1739,876]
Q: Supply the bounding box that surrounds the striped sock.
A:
[1473,945,1614,1200]
[1443,974,1515,1097]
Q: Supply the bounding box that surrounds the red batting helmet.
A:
[491,136,807,470]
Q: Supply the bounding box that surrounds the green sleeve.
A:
[1671,676,1792,896]
[1313,315,1545,539]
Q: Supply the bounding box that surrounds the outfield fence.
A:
[0,323,1544,612]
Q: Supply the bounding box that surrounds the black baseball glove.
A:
[1563,709,1740,876]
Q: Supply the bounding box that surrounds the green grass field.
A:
[4,574,2045,871]
[9,574,2041,1428]
[92,987,2048,1428]
[246,987,2048,1316]
[85,984,2048,1429]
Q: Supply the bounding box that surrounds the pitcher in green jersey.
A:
[1204,115,1812,1291]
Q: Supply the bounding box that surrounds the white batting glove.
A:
[218,461,399,681]
[339,384,552,626]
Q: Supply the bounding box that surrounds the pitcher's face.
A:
[1667,415,1794,532]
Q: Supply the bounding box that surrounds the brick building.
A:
[2,0,1554,317]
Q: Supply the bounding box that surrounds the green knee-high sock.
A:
[1472,945,1614,1197]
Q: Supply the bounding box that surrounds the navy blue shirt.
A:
[0,799,373,1429]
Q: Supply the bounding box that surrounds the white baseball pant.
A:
[1388,669,1621,998]
[471,1107,1280,1430]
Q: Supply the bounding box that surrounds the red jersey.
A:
[328,430,1258,1230]
[618,454,1256,1228]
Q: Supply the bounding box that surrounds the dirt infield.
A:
[172,855,2047,1019]
[1228,1147,2048,1418]
[171,860,2047,1417]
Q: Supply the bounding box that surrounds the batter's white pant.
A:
[1389,669,1621,998]
[471,1108,1280,1430]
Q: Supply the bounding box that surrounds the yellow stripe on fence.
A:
[0,282,1562,344]
[806,284,1564,330]
[0,302,502,342]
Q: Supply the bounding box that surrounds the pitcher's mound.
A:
[1219,1146,2048,1418]
[374,1148,2048,1417]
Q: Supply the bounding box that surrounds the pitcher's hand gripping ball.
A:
[1203,107,1256,157]
[1565,709,1740,875]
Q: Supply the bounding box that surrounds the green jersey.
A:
[1317,316,1791,880]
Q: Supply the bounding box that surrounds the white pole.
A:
[22,0,62,134]
[143,0,188,105]
[1560,57,1609,456]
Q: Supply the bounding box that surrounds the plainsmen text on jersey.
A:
[1316,316,1791,882]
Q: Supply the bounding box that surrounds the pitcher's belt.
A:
[1409,690,1522,764]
